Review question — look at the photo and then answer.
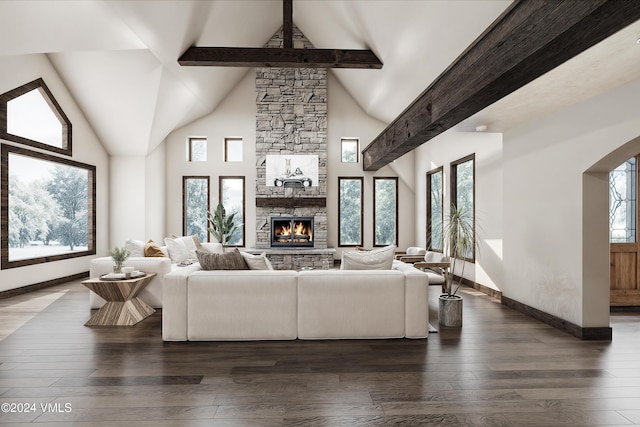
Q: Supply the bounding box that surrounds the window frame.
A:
[1,144,96,269]
[426,166,444,252]
[373,176,399,247]
[187,137,207,162]
[219,176,246,247]
[341,137,359,163]
[0,78,72,156]
[450,153,475,263]
[338,176,364,247]
[224,137,243,162]
[182,176,211,243]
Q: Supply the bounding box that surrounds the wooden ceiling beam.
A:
[283,0,293,49]
[178,47,382,69]
[362,0,640,170]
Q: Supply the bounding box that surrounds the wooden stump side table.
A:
[82,273,156,326]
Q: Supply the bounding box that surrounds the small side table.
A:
[414,261,451,293]
[82,273,156,326]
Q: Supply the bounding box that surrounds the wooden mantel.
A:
[255,197,327,208]
[362,0,640,170]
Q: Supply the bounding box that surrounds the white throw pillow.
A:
[124,239,145,257]
[340,245,396,270]
[164,237,193,263]
[240,251,274,270]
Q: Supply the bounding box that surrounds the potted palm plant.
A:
[439,203,476,327]
[207,203,240,250]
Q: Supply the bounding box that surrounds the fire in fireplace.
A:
[271,217,314,247]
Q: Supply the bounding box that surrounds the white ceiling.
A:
[1,1,638,157]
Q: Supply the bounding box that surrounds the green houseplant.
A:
[109,246,130,274]
[439,203,476,327]
[207,203,240,250]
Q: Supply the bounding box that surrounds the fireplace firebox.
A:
[271,217,314,247]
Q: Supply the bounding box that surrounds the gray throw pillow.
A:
[196,248,249,270]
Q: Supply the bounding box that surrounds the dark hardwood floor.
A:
[1,280,640,426]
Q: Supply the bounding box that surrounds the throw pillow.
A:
[196,248,249,270]
[125,239,145,257]
[341,244,396,270]
[144,240,166,257]
[240,251,274,270]
[164,237,192,263]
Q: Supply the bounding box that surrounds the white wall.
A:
[165,70,258,245]
[503,78,640,327]
[327,74,415,258]
[414,131,503,291]
[0,54,109,292]
[164,70,414,254]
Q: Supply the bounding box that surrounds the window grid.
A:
[183,176,210,243]
[427,167,444,252]
[219,176,245,247]
[341,138,359,163]
[187,137,207,162]
[338,177,364,247]
[373,177,398,247]
[224,138,243,162]
[450,154,475,262]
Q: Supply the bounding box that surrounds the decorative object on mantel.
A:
[178,0,382,69]
[437,204,477,328]
[108,246,130,274]
[207,203,240,251]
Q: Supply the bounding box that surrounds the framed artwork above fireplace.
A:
[265,155,318,188]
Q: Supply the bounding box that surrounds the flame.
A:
[280,224,292,235]
[294,222,305,235]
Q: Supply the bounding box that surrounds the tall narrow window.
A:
[610,156,637,243]
[427,167,443,251]
[341,138,359,163]
[225,138,243,162]
[338,177,363,246]
[2,145,96,269]
[187,137,207,162]
[0,78,72,156]
[219,176,245,247]
[451,154,475,261]
[183,176,210,243]
[374,177,398,246]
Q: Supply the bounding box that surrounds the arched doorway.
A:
[583,135,640,329]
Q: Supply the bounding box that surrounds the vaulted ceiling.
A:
[1,1,639,158]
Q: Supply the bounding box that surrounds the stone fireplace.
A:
[247,25,335,269]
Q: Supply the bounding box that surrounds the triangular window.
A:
[1,78,71,156]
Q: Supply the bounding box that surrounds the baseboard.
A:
[501,296,612,341]
[451,274,502,300]
[0,272,89,300]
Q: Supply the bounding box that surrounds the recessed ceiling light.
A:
[637,37,640,44]
[475,125,487,132]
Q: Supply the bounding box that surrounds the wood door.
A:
[610,155,640,306]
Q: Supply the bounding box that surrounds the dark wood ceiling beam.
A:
[362,0,640,170]
[178,47,382,69]
[283,0,293,49]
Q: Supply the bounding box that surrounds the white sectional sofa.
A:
[88,241,222,309]
[162,265,429,341]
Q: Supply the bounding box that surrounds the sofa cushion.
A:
[197,248,249,270]
[165,236,201,262]
[240,251,274,270]
[341,245,396,270]
[144,240,166,257]
[125,239,145,257]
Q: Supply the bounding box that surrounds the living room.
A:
[2,0,640,423]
